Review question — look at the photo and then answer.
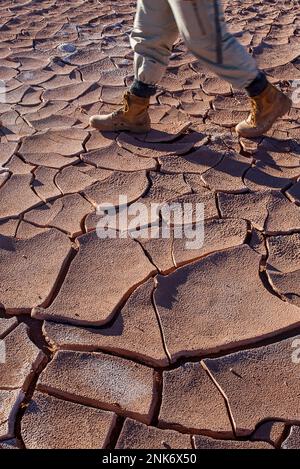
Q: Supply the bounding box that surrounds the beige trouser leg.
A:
[130,0,258,89]
[130,0,179,86]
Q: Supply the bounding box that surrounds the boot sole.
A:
[235,96,292,138]
[90,122,150,134]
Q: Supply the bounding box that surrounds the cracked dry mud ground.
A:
[0,0,300,451]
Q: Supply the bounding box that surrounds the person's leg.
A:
[130,0,179,98]
[89,0,178,131]
[168,0,259,90]
[168,0,291,137]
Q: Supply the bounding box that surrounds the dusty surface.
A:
[0,0,300,449]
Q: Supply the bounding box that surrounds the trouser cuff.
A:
[130,80,157,98]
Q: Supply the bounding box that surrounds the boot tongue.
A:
[112,93,130,117]
[123,92,130,113]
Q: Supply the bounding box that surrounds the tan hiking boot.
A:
[235,83,292,138]
[89,91,151,133]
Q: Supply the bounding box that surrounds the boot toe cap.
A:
[89,115,102,129]
[235,121,252,137]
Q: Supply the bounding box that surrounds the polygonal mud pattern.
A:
[0,229,71,313]
[37,350,157,424]
[193,435,273,449]
[1,0,300,449]
[43,278,169,367]
[266,233,300,306]
[203,336,300,436]
[159,362,233,436]
[154,245,300,361]
[21,392,117,449]
[116,419,192,449]
[33,232,156,325]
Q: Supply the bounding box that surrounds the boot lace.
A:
[112,93,129,118]
[249,98,261,126]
